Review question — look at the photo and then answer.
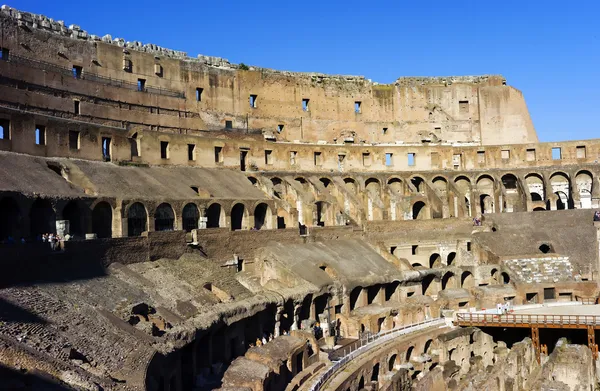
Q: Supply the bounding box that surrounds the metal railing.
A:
[456,312,600,327]
[309,318,445,391]
[3,54,185,99]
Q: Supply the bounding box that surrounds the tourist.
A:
[255,338,262,347]
[594,211,600,221]
[261,335,267,345]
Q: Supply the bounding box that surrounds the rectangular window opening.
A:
[35,125,46,145]
[407,153,415,167]
[154,63,162,77]
[265,149,273,165]
[250,94,257,108]
[290,151,297,165]
[0,47,9,61]
[302,98,310,112]
[160,141,169,159]
[354,101,362,114]
[477,151,486,164]
[467,242,471,252]
[188,144,196,161]
[362,152,372,166]
[102,137,111,161]
[72,65,82,79]
[576,145,586,159]
[314,151,322,166]
[459,100,469,114]
[385,153,393,167]
[137,78,146,92]
[0,119,10,140]
[225,120,233,129]
[73,100,80,115]
[277,124,284,133]
[552,147,561,160]
[214,146,223,163]
[69,130,80,150]
[196,88,203,102]
[411,245,418,255]
[383,127,388,135]
[526,148,536,162]
[501,149,510,160]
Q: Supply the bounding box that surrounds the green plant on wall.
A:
[239,63,250,71]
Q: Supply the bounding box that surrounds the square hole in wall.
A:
[265,149,273,165]
[576,145,586,159]
[354,101,361,114]
[459,100,469,114]
[290,151,297,165]
[137,78,146,92]
[196,88,203,102]
[214,146,223,163]
[277,124,284,133]
[73,100,80,115]
[0,119,10,140]
[552,147,561,160]
[72,65,82,79]
[314,151,322,166]
[35,125,46,145]
[407,153,415,166]
[385,153,393,166]
[477,151,485,164]
[526,148,536,161]
[69,130,80,150]
[302,98,310,112]
[362,152,372,166]
[188,144,196,161]
[411,245,418,255]
[501,149,510,160]
[0,47,9,60]
[225,120,233,129]
[160,141,169,159]
[250,94,257,108]
[383,127,388,135]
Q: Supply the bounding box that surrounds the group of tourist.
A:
[472,217,483,226]
[40,233,63,251]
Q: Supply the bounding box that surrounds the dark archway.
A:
[350,286,363,311]
[92,202,112,238]
[30,199,56,237]
[63,200,85,237]
[429,253,441,268]
[412,201,426,220]
[0,197,21,240]
[315,201,327,227]
[447,252,456,266]
[182,203,200,232]
[254,203,270,230]
[231,203,245,231]
[206,203,223,228]
[127,202,147,237]
[155,203,175,231]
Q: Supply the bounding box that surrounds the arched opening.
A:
[501,174,518,190]
[387,178,403,195]
[62,200,85,237]
[411,177,425,193]
[315,201,328,227]
[412,201,427,220]
[0,197,21,240]
[231,203,246,231]
[155,203,175,231]
[454,176,471,194]
[30,199,56,238]
[432,176,448,196]
[447,252,456,266]
[320,178,332,188]
[461,271,474,288]
[441,272,456,290]
[480,194,493,214]
[92,202,112,238]
[254,203,271,230]
[127,202,147,237]
[423,339,433,354]
[533,207,546,211]
[358,376,365,390]
[350,286,363,311]
[422,274,438,296]
[371,363,379,382]
[344,178,357,194]
[271,177,284,199]
[550,172,572,209]
[501,272,510,284]
[576,171,593,209]
[525,173,545,202]
[429,253,442,268]
[405,346,414,362]
[539,243,552,254]
[182,203,200,232]
[388,353,397,371]
[206,203,224,228]
[247,176,258,186]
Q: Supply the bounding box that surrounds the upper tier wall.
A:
[0,6,538,146]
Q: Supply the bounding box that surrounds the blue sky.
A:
[11,0,599,142]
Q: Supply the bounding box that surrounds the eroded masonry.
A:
[1,5,600,391]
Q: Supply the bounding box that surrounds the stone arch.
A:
[387,177,403,195]
[412,201,428,220]
[550,172,572,209]
[410,176,425,193]
[320,177,333,189]
[371,363,379,382]
[525,173,545,202]
[454,175,472,194]
[432,176,448,194]
[422,274,439,296]
[461,271,475,289]
[30,199,56,237]
[155,203,175,231]
[206,203,225,228]
[127,202,147,237]
[479,194,493,214]
[315,201,332,227]
[231,203,248,231]
[423,339,433,354]
[350,286,364,311]
[388,353,397,371]
[254,203,272,230]
[447,252,456,266]
[358,376,365,390]
[429,253,442,268]
[271,177,284,199]
[344,177,357,194]
[182,203,200,232]
[501,173,519,190]
[0,196,22,240]
[405,346,414,362]
[575,170,593,209]
[92,201,112,238]
[365,177,381,191]
[62,200,86,237]
[442,272,456,290]
[501,272,510,284]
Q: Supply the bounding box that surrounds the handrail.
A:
[456,312,600,326]
[2,54,185,99]
[309,318,445,391]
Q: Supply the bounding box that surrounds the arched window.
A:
[206,203,223,228]
[182,203,200,232]
[155,203,175,231]
[63,200,84,237]
[30,199,56,237]
[231,203,246,231]
[92,202,112,238]
[127,203,147,237]
[254,203,271,230]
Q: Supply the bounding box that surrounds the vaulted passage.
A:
[254,203,270,230]
[231,203,246,231]
[206,203,223,228]
[63,200,85,237]
[155,203,175,231]
[0,197,21,240]
[92,202,112,238]
[182,203,200,232]
[29,199,56,237]
[127,202,147,237]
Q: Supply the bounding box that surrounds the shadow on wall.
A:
[0,363,76,390]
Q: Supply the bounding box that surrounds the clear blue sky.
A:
[10,0,599,142]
